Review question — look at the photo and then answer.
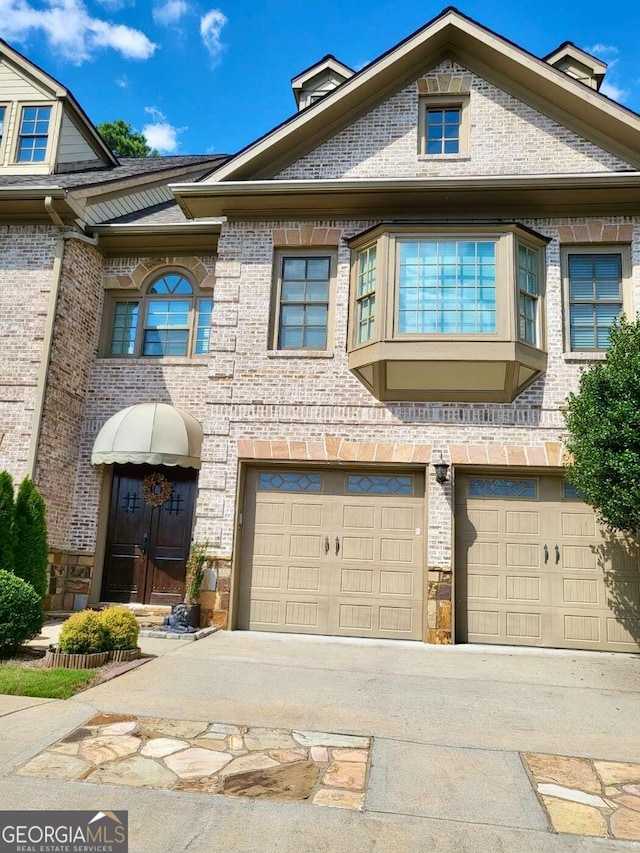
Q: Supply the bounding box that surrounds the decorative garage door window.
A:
[563,482,583,500]
[347,474,413,494]
[469,478,537,499]
[258,472,322,492]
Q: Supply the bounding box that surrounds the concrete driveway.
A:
[1,632,639,852]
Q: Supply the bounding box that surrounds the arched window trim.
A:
[105,267,213,358]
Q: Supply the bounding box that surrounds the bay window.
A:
[347,224,548,402]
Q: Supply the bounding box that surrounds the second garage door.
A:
[456,473,640,652]
[239,468,425,640]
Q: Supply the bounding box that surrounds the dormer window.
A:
[17,106,51,163]
[0,106,5,148]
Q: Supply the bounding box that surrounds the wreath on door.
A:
[142,472,174,507]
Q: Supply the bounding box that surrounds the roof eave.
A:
[171,173,640,219]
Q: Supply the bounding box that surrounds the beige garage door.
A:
[456,474,640,652]
[239,468,425,640]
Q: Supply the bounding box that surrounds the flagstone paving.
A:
[523,752,640,841]
[15,714,370,811]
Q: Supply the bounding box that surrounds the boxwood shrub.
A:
[59,611,108,655]
[0,570,44,656]
[99,607,139,650]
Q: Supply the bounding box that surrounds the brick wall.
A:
[0,224,57,480]
[277,60,629,179]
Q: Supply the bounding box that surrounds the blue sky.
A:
[2,0,639,156]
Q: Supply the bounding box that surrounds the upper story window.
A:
[107,271,212,358]
[17,105,51,163]
[418,96,469,157]
[565,249,627,351]
[272,251,335,350]
[346,224,548,403]
[0,106,5,149]
[397,240,496,335]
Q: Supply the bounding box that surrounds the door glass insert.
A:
[258,472,322,492]
[563,482,584,501]
[469,478,537,499]
[347,475,413,495]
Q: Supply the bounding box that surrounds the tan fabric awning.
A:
[91,403,203,469]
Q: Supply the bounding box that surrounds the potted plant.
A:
[183,541,209,628]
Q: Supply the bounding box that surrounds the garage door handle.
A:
[324,536,330,555]
[543,545,548,563]
[555,545,560,564]
[335,536,340,556]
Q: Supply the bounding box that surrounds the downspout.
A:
[26,197,99,479]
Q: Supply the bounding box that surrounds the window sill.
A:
[563,352,608,362]
[96,356,209,366]
[266,350,334,359]
[418,154,471,162]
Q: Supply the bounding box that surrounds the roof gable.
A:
[204,7,640,182]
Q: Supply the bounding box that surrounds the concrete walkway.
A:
[1,631,639,852]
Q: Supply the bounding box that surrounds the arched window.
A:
[108,271,213,357]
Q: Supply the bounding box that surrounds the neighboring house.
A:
[1,9,640,653]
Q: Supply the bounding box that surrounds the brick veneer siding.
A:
[37,239,104,551]
[0,225,58,480]
[277,60,630,179]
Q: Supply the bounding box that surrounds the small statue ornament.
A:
[160,602,197,634]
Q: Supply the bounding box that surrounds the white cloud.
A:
[115,76,128,88]
[200,8,227,64]
[142,107,185,153]
[585,43,619,58]
[0,0,156,63]
[153,0,188,26]
[600,80,628,102]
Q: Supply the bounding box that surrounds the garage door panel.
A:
[457,473,640,653]
[241,468,424,640]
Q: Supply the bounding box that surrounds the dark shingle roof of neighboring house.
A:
[0,155,229,189]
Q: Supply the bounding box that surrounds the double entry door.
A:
[101,464,197,606]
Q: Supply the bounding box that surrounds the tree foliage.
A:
[0,471,15,574]
[564,316,640,532]
[96,119,158,158]
[13,477,48,599]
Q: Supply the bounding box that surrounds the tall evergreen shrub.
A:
[13,477,48,598]
[0,471,15,574]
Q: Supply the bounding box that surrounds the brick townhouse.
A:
[1,8,639,652]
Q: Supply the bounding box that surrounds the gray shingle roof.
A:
[102,201,207,225]
[0,155,228,189]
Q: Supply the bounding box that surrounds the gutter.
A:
[26,197,98,478]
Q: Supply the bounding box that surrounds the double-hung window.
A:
[518,244,539,345]
[274,253,333,350]
[17,105,51,163]
[107,272,212,358]
[419,96,469,157]
[566,251,624,351]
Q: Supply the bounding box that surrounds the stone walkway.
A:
[523,752,640,841]
[16,714,370,810]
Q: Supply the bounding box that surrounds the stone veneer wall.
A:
[277,60,631,179]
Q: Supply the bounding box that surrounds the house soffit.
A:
[198,7,640,184]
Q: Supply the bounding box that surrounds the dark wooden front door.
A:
[101,464,197,606]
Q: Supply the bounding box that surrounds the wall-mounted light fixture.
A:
[433,453,450,484]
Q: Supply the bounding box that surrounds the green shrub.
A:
[185,541,209,605]
[0,570,44,656]
[13,477,48,599]
[0,472,15,575]
[99,607,139,650]
[59,611,108,655]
